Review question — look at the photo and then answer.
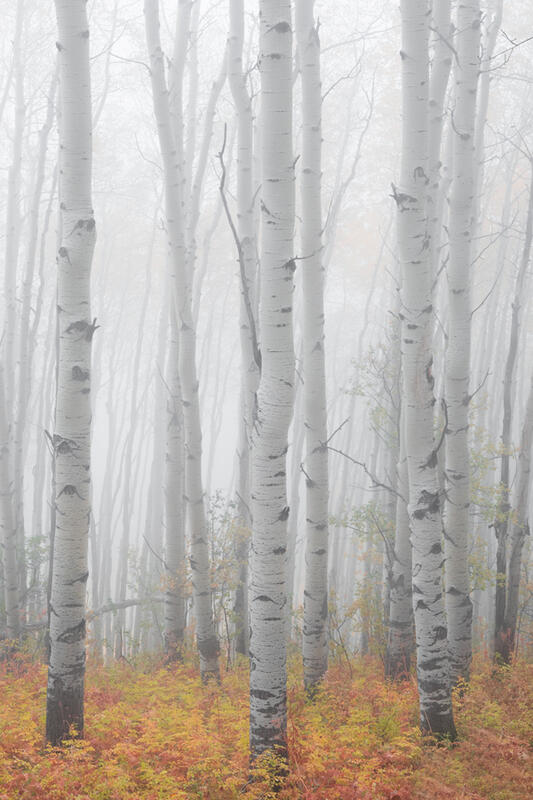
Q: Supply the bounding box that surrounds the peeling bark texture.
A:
[228,0,259,657]
[164,312,186,659]
[250,0,295,762]
[46,0,95,745]
[494,166,533,663]
[296,0,329,693]
[443,0,480,684]
[144,0,219,679]
[397,0,456,739]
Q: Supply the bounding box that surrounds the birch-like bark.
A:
[145,0,219,678]
[494,165,533,662]
[382,286,402,633]
[250,0,294,761]
[286,368,304,614]
[164,311,186,658]
[427,0,452,282]
[184,0,199,203]
[296,0,329,692]
[473,0,502,230]
[443,0,480,684]
[46,0,95,745]
[386,420,413,679]
[385,289,414,679]
[397,0,455,739]
[227,0,259,658]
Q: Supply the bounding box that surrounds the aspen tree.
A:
[382,301,402,634]
[473,0,502,229]
[296,0,329,691]
[227,0,259,655]
[427,0,451,281]
[386,295,414,683]
[2,0,25,635]
[250,0,295,761]
[444,0,480,684]
[0,368,20,640]
[164,311,186,658]
[46,0,96,744]
[144,0,219,678]
[286,372,304,613]
[114,221,157,657]
[505,368,533,654]
[397,0,456,738]
[386,433,413,678]
[494,166,533,662]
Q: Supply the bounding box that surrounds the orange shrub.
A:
[0,652,530,799]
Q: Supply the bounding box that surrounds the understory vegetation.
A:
[0,650,531,800]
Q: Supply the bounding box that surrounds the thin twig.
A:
[327,444,406,502]
[217,124,262,372]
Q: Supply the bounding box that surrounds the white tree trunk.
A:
[114,220,156,657]
[46,0,95,745]
[0,368,20,640]
[506,368,533,653]
[397,0,455,739]
[427,0,451,282]
[386,410,413,678]
[227,0,259,656]
[296,0,329,692]
[2,0,25,635]
[390,461,414,664]
[472,0,502,230]
[494,166,533,662]
[443,0,480,684]
[286,368,304,615]
[250,0,295,761]
[144,0,219,678]
[164,311,186,658]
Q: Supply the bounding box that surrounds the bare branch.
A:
[217,124,262,372]
[326,444,406,502]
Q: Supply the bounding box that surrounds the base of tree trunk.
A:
[164,632,184,663]
[420,709,457,742]
[46,679,85,745]
[198,633,220,682]
[233,577,249,657]
[494,627,513,665]
[385,651,411,681]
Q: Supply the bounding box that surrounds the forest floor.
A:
[0,649,531,800]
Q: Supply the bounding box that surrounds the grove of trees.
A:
[0,0,533,794]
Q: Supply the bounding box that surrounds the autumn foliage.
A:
[0,651,531,799]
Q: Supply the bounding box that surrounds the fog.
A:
[1,0,533,756]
